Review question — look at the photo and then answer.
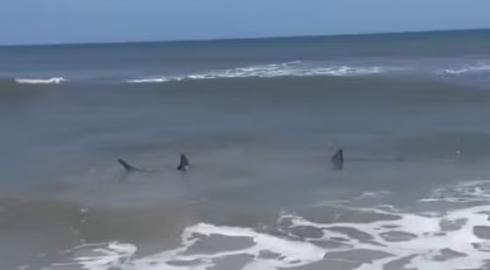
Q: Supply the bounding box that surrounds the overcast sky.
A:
[1,0,490,45]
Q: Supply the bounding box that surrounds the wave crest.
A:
[128,62,401,83]
[15,77,67,84]
[439,63,490,75]
[45,179,490,270]
[6,61,490,85]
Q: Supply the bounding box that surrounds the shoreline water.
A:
[2,29,490,269]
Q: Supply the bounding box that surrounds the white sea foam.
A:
[419,180,490,203]
[439,63,490,75]
[128,62,400,83]
[75,243,136,270]
[284,205,490,270]
[15,77,67,84]
[354,190,392,201]
[46,179,490,270]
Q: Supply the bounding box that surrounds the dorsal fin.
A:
[177,154,190,171]
[330,149,344,170]
[117,158,138,171]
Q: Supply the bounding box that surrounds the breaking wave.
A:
[127,60,490,84]
[4,61,490,86]
[45,180,490,270]
[439,63,490,75]
[128,62,404,83]
[15,77,68,84]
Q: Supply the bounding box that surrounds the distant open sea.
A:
[2,29,490,270]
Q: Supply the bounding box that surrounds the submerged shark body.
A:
[330,149,344,170]
[117,158,141,172]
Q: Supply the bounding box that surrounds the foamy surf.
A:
[128,62,400,83]
[419,180,490,203]
[439,63,490,75]
[9,62,490,85]
[15,77,67,84]
[45,180,490,270]
[128,60,490,84]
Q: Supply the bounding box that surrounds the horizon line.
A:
[1,27,489,48]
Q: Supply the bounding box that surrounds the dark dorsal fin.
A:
[177,154,190,171]
[331,149,343,162]
[117,158,138,171]
[330,149,344,170]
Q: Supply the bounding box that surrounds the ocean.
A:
[2,29,490,270]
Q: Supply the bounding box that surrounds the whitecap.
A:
[15,77,67,84]
[439,64,490,75]
[46,181,490,270]
[127,62,401,83]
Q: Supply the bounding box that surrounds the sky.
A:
[1,0,490,45]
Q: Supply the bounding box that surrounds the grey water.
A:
[2,29,490,269]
